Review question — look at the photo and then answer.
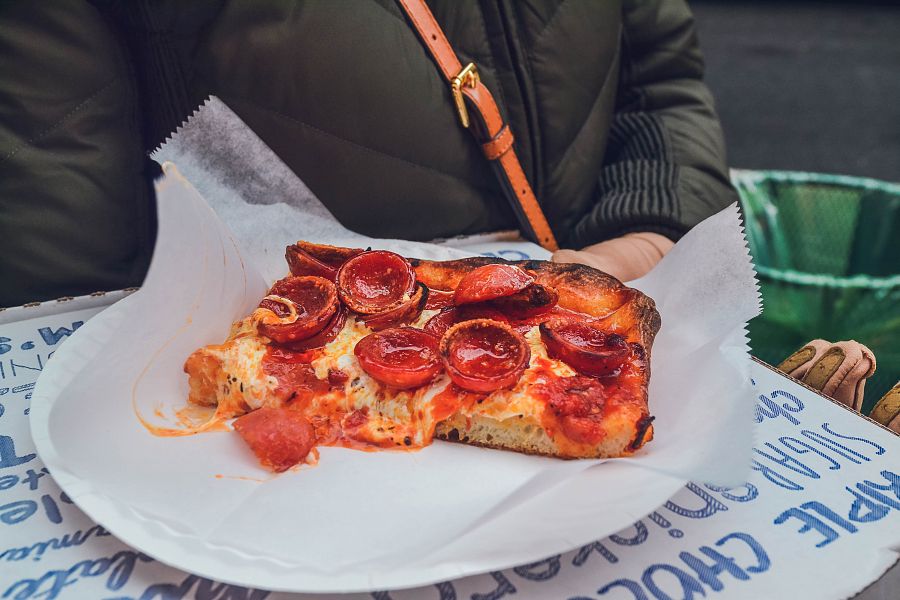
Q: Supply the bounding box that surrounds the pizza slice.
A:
[183,242,660,471]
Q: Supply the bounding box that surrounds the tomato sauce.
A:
[263,347,329,406]
[534,358,648,454]
[430,385,480,423]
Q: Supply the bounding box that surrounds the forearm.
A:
[552,232,673,283]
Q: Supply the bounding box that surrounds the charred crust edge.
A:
[630,415,656,451]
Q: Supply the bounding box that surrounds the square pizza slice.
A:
[182,242,660,471]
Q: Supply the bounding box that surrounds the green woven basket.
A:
[733,170,900,413]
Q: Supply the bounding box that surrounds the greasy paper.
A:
[30,97,761,590]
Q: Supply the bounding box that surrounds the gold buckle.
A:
[451,63,479,128]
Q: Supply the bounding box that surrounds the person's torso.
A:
[128,0,624,244]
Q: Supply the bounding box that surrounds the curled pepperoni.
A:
[490,283,559,319]
[539,320,631,378]
[337,251,417,314]
[285,245,339,281]
[423,305,509,339]
[281,307,347,352]
[362,282,428,331]
[457,304,510,324]
[423,307,459,338]
[440,319,530,393]
[424,287,455,310]
[453,264,534,306]
[257,276,339,344]
[507,305,584,335]
[233,408,316,472]
[354,327,442,389]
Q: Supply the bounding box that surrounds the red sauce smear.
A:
[533,356,648,452]
[430,384,481,422]
[532,376,610,445]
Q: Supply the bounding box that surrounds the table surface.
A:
[1,296,898,600]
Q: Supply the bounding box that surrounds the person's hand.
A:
[777,339,876,411]
[551,232,674,282]
[870,381,900,433]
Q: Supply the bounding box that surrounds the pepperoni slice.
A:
[424,287,455,310]
[354,327,442,389]
[423,305,510,339]
[440,319,530,393]
[507,305,584,334]
[233,408,316,472]
[281,307,347,351]
[362,282,428,331]
[423,307,458,338]
[453,264,534,306]
[457,304,510,324]
[257,276,339,344]
[337,251,417,314]
[490,282,559,319]
[284,245,339,281]
[539,320,631,378]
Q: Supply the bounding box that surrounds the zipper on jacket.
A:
[495,0,543,198]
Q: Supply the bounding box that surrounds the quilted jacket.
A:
[0,0,737,306]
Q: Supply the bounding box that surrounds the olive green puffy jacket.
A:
[0,0,737,307]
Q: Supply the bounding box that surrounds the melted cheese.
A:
[202,334,278,414]
[198,313,585,450]
[308,316,452,446]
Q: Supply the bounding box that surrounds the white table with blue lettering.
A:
[1,283,898,600]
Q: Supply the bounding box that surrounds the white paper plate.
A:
[28,288,684,592]
[31,167,757,593]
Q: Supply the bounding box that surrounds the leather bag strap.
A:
[396,0,559,251]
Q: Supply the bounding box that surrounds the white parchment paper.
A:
[30,97,761,592]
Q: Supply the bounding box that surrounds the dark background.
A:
[692,0,900,182]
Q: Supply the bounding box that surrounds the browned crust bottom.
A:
[434,430,572,458]
[432,430,655,459]
[433,414,655,459]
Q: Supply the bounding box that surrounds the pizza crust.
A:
[287,241,660,354]
[182,241,663,460]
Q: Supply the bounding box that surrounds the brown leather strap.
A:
[482,125,515,161]
[396,0,559,251]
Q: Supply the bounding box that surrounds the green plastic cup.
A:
[733,170,900,413]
